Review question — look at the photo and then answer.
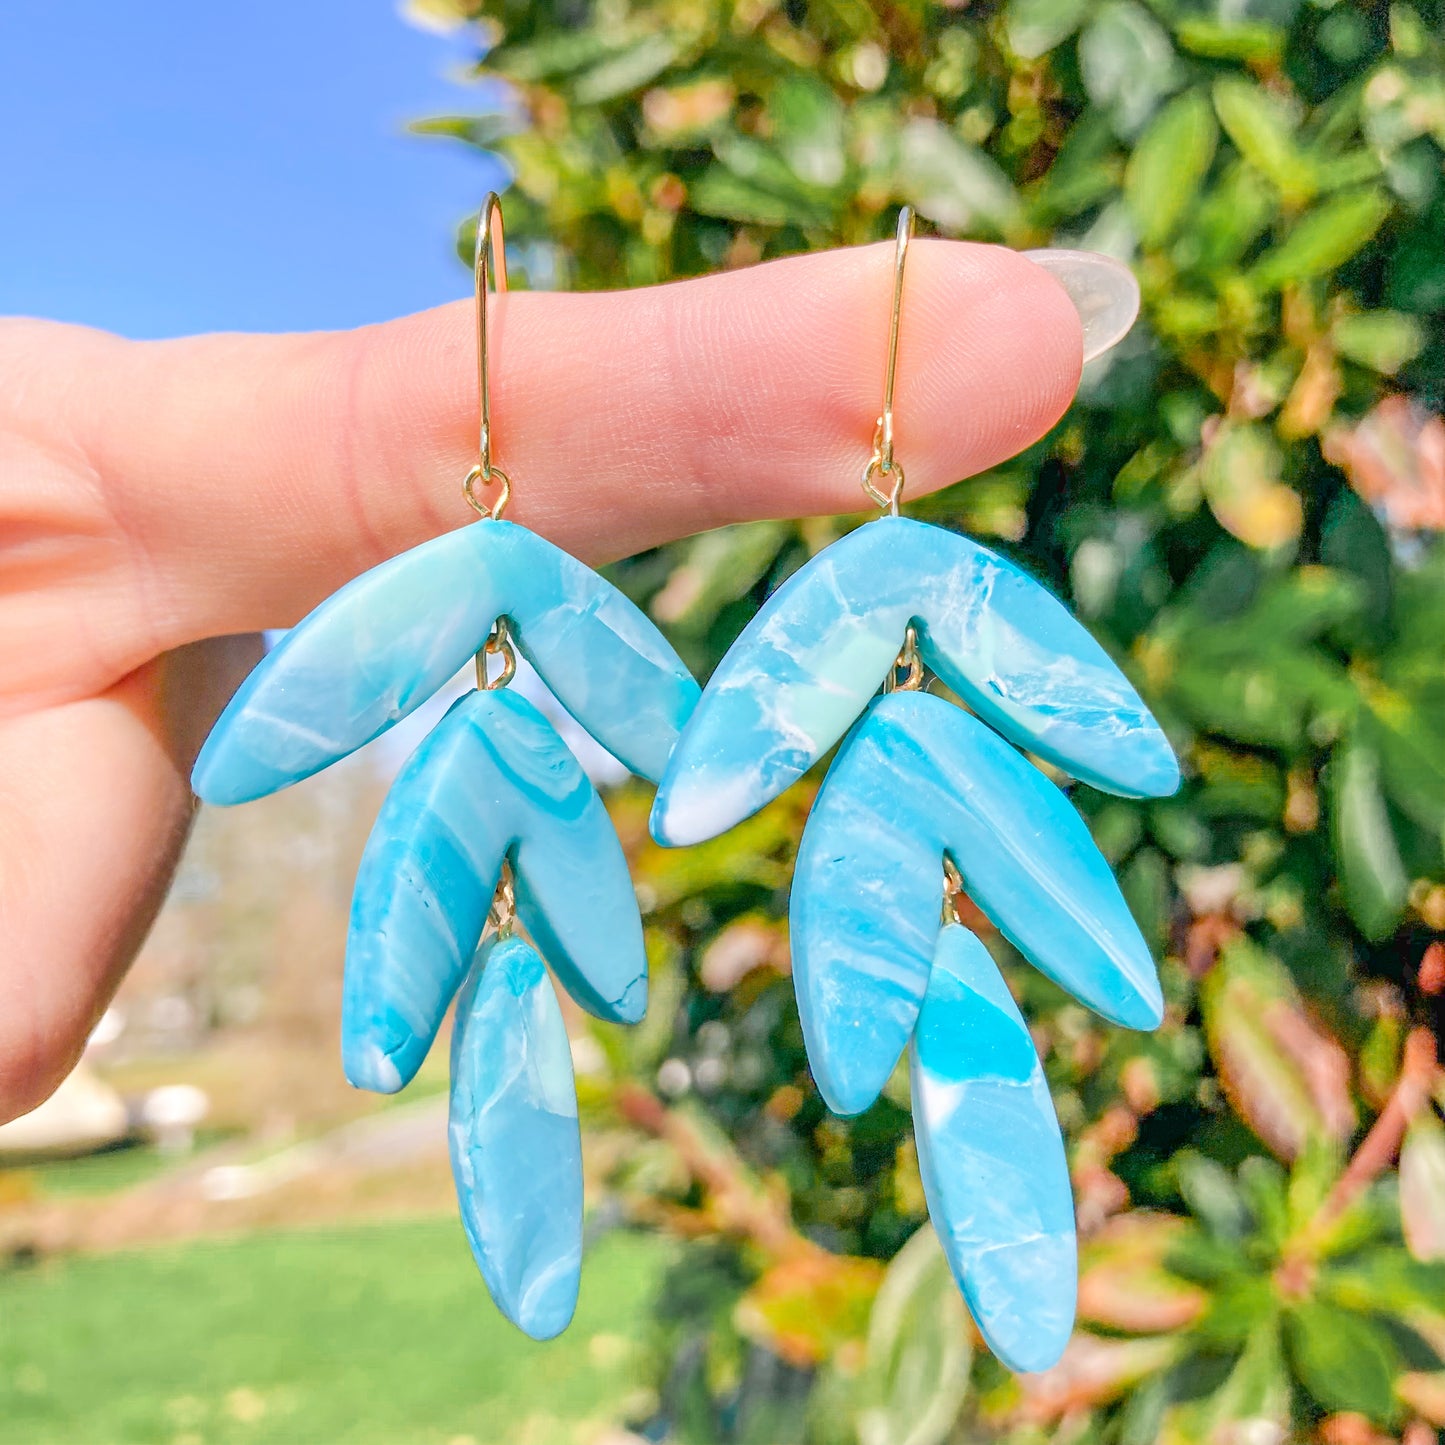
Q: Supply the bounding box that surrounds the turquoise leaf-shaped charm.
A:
[343,686,648,1094]
[794,689,1162,1116]
[194,519,698,801]
[651,515,1178,1372]
[651,515,1178,847]
[193,519,700,1339]
[450,933,583,1340]
[912,923,1075,1374]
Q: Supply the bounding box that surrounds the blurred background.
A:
[3,1,1445,1443]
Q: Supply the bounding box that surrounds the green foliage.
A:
[420,0,1445,1438]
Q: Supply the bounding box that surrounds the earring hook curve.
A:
[464,191,513,520]
[861,206,914,516]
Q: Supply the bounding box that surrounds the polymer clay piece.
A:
[450,933,583,1340]
[192,515,700,1341]
[651,513,1179,1373]
[911,924,1075,1374]
[343,686,647,1095]
[792,688,1162,1117]
[651,515,1178,848]
[193,518,699,804]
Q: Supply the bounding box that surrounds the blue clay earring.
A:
[650,211,1180,1373]
[193,195,699,1340]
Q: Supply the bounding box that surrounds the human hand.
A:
[0,238,1089,1121]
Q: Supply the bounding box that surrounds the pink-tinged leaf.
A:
[1006,1335,1179,1425]
[1398,1372,1445,1427]
[1076,1213,1209,1335]
[1202,939,1356,1161]
[1324,396,1445,533]
[1201,420,1304,549]
[1400,1111,1445,1262]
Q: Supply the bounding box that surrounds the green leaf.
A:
[1125,89,1218,248]
[1189,160,1278,269]
[1176,17,1286,65]
[1200,421,1303,550]
[1321,490,1394,636]
[1285,1301,1399,1424]
[852,1228,972,1445]
[1236,567,1366,646]
[1251,187,1393,290]
[491,28,619,83]
[571,33,680,103]
[1204,1315,1292,1433]
[1029,110,1120,221]
[1079,1,1183,138]
[1120,847,1171,955]
[1200,939,1356,1161]
[1358,703,1445,834]
[1169,644,1351,747]
[651,522,792,635]
[1212,77,1315,205]
[407,113,522,146]
[1401,1111,1445,1261]
[897,119,1021,236]
[1325,1248,1445,1317]
[694,135,836,229]
[1166,1228,1257,1285]
[771,76,848,192]
[1176,1152,1251,1240]
[1194,1276,1277,1348]
[1285,1136,1347,1234]
[1331,738,1409,941]
[736,1251,883,1367]
[690,167,816,227]
[1007,0,1090,60]
[1237,1156,1290,1249]
[1333,311,1427,374]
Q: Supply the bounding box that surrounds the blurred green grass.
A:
[0,1221,668,1445]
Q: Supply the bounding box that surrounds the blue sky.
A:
[0,2,503,337]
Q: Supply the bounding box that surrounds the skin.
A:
[0,237,1082,1123]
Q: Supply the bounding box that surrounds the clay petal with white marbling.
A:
[650,516,1177,847]
[342,687,646,1095]
[192,518,699,803]
[791,689,1162,1116]
[911,923,1076,1374]
[449,933,583,1340]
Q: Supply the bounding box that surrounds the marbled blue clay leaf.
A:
[192,518,699,803]
[651,515,1177,847]
[792,689,1162,1116]
[450,933,583,1341]
[911,923,1076,1375]
[343,686,646,1094]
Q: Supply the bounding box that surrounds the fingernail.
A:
[1022,249,1140,364]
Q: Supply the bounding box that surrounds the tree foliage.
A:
[417,0,1445,1439]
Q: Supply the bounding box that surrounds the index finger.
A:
[7,240,1086,704]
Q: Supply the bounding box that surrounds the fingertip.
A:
[1022,248,1140,364]
[0,1029,85,1128]
[906,238,1084,480]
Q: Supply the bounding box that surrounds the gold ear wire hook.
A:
[861,206,914,516]
[464,193,518,691]
[463,191,513,521]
